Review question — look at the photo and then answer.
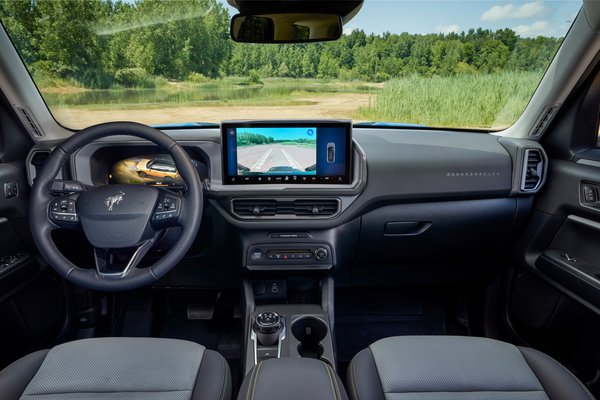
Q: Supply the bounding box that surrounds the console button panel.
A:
[246,243,333,270]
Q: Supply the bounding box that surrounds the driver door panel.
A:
[0,104,68,369]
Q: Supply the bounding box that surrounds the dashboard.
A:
[26,120,547,287]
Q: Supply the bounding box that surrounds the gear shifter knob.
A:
[253,312,282,346]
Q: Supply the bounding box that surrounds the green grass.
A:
[356,71,543,129]
[276,141,317,148]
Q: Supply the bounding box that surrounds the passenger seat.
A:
[347,336,594,400]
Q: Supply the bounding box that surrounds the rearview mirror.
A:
[231,13,343,43]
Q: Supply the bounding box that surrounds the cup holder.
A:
[291,316,327,359]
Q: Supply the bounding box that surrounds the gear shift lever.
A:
[253,312,282,346]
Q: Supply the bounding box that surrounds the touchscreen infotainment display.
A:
[222,121,351,184]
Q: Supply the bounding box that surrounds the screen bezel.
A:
[221,120,352,185]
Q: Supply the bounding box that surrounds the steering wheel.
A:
[30,122,203,291]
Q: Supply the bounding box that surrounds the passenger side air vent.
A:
[28,150,50,184]
[15,106,45,138]
[529,104,560,138]
[231,198,340,219]
[520,149,544,192]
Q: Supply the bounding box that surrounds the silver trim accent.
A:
[576,159,600,168]
[231,197,341,220]
[94,239,153,279]
[520,148,544,192]
[26,149,61,186]
[251,316,286,365]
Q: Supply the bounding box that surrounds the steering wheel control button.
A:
[3,181,18,199]
[153,195,181,223]
[50,198,78,222]
[50,180,84,194]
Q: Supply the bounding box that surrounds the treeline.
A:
[0,0,562,88]
[237,133,315,146]
[229,29,561,82]
[237,133,275,146]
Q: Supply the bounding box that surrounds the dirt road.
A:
[51,93,374,129]
[238,143,315,173]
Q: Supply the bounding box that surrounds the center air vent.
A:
[231,198,340,219]
[520,149,545,192]
[232,199,278,216]
[293,199,339,216]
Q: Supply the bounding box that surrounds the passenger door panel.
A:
[507,158,600,395]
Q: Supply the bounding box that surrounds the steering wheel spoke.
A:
[94,239,154,279]
[48,195,81,230]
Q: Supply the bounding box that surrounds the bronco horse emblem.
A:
[105,191,125,211]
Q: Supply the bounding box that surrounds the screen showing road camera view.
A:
[236,127,318,175]
[223,123,349,184]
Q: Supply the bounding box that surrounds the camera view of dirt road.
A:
[238,143,316,173]
[235,127,317,174]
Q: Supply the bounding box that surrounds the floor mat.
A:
[156,290,243,389]
[335,305,446,364]
[334,287,468,380]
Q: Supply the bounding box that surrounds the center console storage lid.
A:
[238,358,348,400]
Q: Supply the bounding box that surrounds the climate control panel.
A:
[246,243,333,271]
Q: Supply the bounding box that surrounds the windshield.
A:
[0,0,581,130]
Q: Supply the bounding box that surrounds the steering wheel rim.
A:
[30,122,203,291]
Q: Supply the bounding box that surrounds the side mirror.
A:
[231,13,343,43]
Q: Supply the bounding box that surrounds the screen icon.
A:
[307,129,314,136]
[327,142,335,163]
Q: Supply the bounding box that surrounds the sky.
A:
[218,0,582,38]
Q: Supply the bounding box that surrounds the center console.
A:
[242,277,336,375]
[240,277,346,399]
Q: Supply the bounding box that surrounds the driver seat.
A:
[0,337,231,400]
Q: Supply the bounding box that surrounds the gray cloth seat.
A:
[0,337,231,400]
[347,336,595,400]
